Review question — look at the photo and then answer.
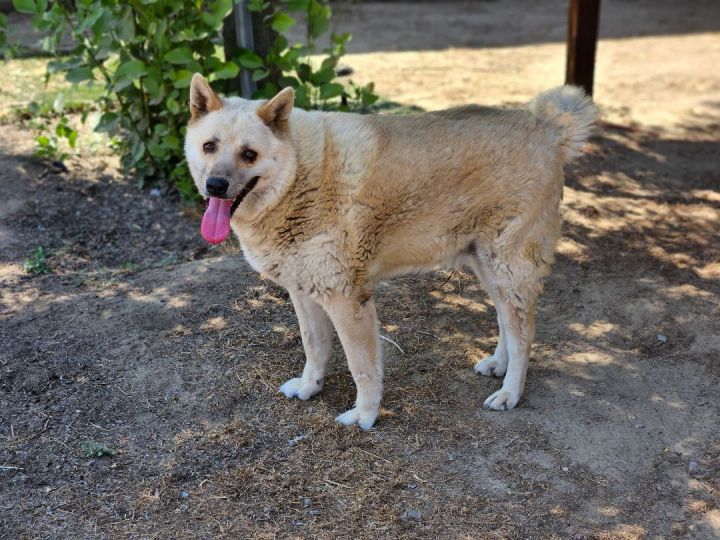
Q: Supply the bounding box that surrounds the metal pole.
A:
[234,0,256,98]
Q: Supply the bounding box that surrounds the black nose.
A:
[206,176,229,197]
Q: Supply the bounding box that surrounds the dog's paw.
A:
[335,407,378,430]
[483,388,520,411]
[278,377,322,400]
[474,354,508,378]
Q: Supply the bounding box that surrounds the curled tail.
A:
[527,85,598,163]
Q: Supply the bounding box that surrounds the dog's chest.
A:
[239,232,352,297]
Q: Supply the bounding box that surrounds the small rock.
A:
[302,497,312,508]
[401,509,422,522]
[562,467,569,472]
[180,490,189,498]
[407,482,417,490]
[149,188,162,197]
[688,460,699,472]
[657,334,668,343]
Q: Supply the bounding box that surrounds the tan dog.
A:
[184,74,597,429]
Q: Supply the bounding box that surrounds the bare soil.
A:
[2,2,720,538]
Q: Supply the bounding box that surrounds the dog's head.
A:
[184,74,297,243]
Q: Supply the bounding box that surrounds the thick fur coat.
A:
[184,75,597,428]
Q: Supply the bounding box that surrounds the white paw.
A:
[335,407,378,430]
[278,377,322,400]
[483,387,520,411]
[474,354,508,378]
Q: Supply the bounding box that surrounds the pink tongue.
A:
[201,197,233,244]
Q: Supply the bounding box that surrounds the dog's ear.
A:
[189,73,222,121]
[256,87,295,133]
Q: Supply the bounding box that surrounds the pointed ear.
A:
[256,87,295,133]
[189,73,222,121]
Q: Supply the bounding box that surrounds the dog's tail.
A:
[526,85,597,163]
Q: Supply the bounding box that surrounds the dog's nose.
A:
[206,176,229,197]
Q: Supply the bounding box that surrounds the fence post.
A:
[565,0,601,96]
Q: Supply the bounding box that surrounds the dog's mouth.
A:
[200,176,260,244]
[230,176,260,216]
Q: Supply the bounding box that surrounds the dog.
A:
[184,73,597,429]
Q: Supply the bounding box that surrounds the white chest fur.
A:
[239,232,352,298]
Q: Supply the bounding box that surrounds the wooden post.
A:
[565,0,601,96]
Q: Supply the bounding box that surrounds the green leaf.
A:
[296,63,312,83]
[67,130,78,148]
[162,135,180,150]
[115,59,147,80]
[278,76,300,88]
[65,66,94,83]
[210,61,240,81]
[252,68,269,82]
[237,51,263,69]
[308,2,330,39]
[311,66,335,86]
[12,0,36,15]
[247,0,268,12]
[95,112,119,133]
[171,69,194,89]
[163,46,193,65]
[319,82,343,100]
[271,12,295,33]
[286,0,309,10]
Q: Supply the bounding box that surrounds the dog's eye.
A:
[203,141,217,154]
[240,149,257,163]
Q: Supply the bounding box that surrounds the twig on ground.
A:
[324,479,351,489]
[379,334,405,354]
[417,330,441,339]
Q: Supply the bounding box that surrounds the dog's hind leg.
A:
[472,250,541,411]
[279,290,334,400]
[468,256,509,377]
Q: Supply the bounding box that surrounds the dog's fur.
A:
[184,74,597,428]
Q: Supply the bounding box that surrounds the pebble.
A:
[180,491,189,498]
[401,509,422,522]
[150,188,161,197]
[657,334,668,343]
[302,497,312,508]
[688,460,699,472]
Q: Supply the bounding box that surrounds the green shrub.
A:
[23,246,51,275]
[15,0,377,200]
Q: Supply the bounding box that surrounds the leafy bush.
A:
[23,246,51,275]
[15,0,377,199]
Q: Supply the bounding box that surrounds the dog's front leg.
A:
[322,294,383,430]
[279,289,333,400]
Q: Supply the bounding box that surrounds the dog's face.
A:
[184,74,297,228]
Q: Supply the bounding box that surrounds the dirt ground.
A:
[2,1,720,538]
